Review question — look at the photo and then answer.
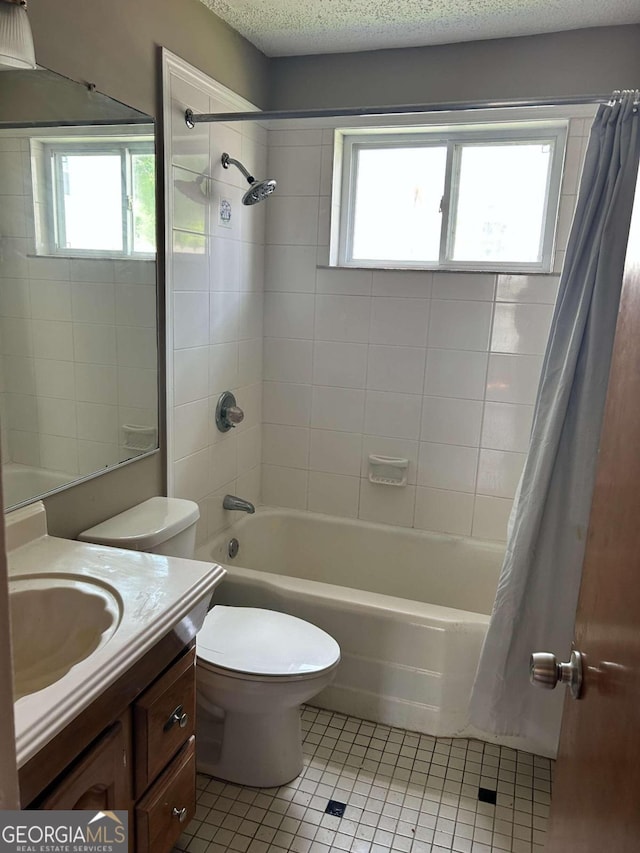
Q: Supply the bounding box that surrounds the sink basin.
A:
[10,574,122,700]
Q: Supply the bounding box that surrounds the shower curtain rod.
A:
[184,94,607,127]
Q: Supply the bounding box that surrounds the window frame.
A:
[337,122,568,272]
[45,140,155,260]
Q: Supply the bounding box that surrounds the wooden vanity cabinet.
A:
[22,636,198,853]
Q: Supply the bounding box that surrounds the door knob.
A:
[530,650,583,699]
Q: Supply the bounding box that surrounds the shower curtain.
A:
[469,91,640,755]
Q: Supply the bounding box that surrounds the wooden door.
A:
[545,227,640,844]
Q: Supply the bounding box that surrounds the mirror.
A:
[0,69,158,511]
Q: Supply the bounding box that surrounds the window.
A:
[46,141,155,257]
[337,123,567,272]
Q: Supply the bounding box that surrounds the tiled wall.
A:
[0,135,157,477]
[166,65,264,546]
[260,114,594,540]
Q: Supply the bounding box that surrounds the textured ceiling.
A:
[198,0,640,57]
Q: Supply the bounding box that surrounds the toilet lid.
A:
[197,606,340,677]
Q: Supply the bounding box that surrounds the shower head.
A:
[221,152,276,206]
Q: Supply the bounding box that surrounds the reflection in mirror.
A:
[0,69,158,511]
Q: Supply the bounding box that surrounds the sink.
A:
[10,574,122,700]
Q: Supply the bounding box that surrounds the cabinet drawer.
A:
[135,736,195,853]
[133,647,195,797]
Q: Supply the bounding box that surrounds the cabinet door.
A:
[39,718,131,811]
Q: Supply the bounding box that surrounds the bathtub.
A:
[196,507,505,740]
[2,463,75,509]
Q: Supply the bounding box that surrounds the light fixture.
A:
[0,0,36,71]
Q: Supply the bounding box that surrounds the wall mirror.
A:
[0,68,158,511]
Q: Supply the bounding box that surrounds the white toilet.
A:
[79,497,341,788]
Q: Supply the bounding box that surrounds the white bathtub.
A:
[2,464,74,509]
[196,507,505,741]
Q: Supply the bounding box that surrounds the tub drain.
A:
[228,538,239,559]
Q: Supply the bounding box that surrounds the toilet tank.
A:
[78,497,200,558]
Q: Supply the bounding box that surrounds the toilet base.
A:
[197,704,303,787]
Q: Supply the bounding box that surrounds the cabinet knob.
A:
[172,806,188,823]
[164,704,189,731]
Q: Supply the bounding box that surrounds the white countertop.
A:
[7,502,226,768]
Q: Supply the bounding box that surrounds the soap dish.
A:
[368,455,409,487]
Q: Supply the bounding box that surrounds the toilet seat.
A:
[197,605,340,678]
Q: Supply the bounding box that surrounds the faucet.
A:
[223,494,255,514]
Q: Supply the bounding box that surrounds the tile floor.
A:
[175,707,552,853]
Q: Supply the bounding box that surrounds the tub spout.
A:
[223,494,255,514]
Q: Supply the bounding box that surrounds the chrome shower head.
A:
[221,152,276,206]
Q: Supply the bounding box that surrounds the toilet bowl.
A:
[196,605,339,787]
[79,498,341,787]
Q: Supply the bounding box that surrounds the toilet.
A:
[78,497,341,788]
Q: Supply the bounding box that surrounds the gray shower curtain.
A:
[469,91,640,756]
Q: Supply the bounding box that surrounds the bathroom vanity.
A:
[8,502,225,852]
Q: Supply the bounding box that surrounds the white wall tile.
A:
[432,272,495,301]
[267,146,322,197]
[76,402,118,445]
[266,196,319,245]
[30,281,72,321]
[310,429,362,477]
[209,342,238,395]
[73,324,117,365]
[372,270,432,298]
[34,359,75,400]
[364,391,422,440]
[315,295,370,343]
[370,297,429,347]
[117,367,157,410]
[418,442,478,492]
[358,480,416,528]
[491,303,554,355]
[210,290,240,344]
[477,449,526,499]
[71,283,115,324]
[39,434,78,474]
[210,438,238,491]
[37,397,77,438]
[0,279,30,318]
[116,326,157,369]
[421,397,483,447]
[486,354,543,405]
[115,285,156,327]
[308,472,359,517]
[3,356,35,396]
[174,448,210,501]
[428,300,492,351]
[1,318,32,357]
[32,320,74,362]
[237,424,261,476]
[174,398,210,460]
[236,292,263,341]
[367,346,426,395]
[262,424,309,469]
[316,268,372,296]
[496,275,560,305]
[238,337,263,387]
[263,381,311,426]
[209,236,240,292]
[424,349,488,400]
[414,487,474,536]
[311,386,365,433]
[472,495,512,541]
[262,464,308,510]
[265,245,317,293]
[174,346,209,405]
[174,291,209,349]
[264,338,313,383]
[264,292,314,339]
[313,341,367,389]
[481,402,534,453]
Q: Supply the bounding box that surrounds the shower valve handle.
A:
[529,650,583,699]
